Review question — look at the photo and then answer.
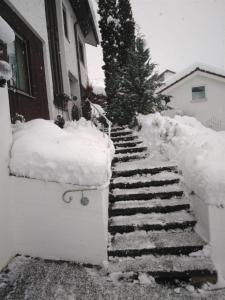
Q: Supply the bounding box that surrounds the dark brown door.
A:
[0,1,49,122]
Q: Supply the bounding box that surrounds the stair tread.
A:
[114,152,148,158]
[112,184,183,196]
[113,160,177,173]
[114,140,143,147]
[112,197,189,210]
[112,171,180,184]
[109,230,204,251]
[108,254,216,274]
[110,210,195,227]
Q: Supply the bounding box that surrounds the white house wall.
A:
[5,0,55,120]
[56,0,89,118]
[164,73,225,130]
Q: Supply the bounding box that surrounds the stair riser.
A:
[112,136,138,142]
[112,155,147,164]
[109,204,190,217]
[110,179,180,190]
[115,147,147,154]
[108,245,203,258]
[111,127,127,132]
[114,142,143,148]
[112,167,178,178]
[111,131,133,137]
[110,191,184,202]
[109,221,196,235]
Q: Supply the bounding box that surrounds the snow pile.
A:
[91,79,106,95]
[0,17,15,44]
[138,113,225,207]
[10,118,114,186]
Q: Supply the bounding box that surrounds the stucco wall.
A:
[9,176,109,265]
[0,87,14,270]
[163,73,225,130]
[56,0,89,119]
[5,0,55,119]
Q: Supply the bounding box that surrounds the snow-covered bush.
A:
[10,118,114,186]
[138,113,225,207]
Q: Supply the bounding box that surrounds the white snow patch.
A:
[91,103,105,118]
[138,113,225,207]
[10,118,114,186]
[0,16,15,44]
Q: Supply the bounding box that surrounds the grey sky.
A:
[87,0,225,82]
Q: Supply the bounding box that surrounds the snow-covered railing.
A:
[88,100,112,145]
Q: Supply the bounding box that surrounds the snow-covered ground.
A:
[137,113,225,207]
[10,118,114,186]
[0,255,225,300]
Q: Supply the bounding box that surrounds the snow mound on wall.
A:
[138,113,225,207]
[10,118,114,186]
[0,60,12,81]
[0,17,15,44]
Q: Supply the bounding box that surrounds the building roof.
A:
[70,0,100,46]
[158,63,225,93]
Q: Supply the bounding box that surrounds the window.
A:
[192,86,206,100]
[8,34,31,94]
[63,5,69,40]
[78,39,85,65]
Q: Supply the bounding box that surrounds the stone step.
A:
[112,152,148,164]
[111,126,127,132]
[114,140,143,148]
[108,231,205,257]
[109,198,190,216]
[111,178,180,190]
[112,165,178,178]
[115,146,148,155]
[108,255,217,286]
[111,135,139,142]
[109,210,196,234]
[110,185,183,202]
[111,130,133,137]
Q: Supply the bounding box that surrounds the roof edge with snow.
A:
[158,64,225,93]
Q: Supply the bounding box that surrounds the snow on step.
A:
[108,255,216,275]
[110,210,195,227]
[112,197,189,210]
[112,171,180,184]
[114,158,177,172]
[114,140,143,148]
[112,184,182,196]
[109,230,204,251]
[115,145,147,153]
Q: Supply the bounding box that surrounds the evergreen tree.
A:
[121,36,163,119]
[117,0,135,67]
[98,0,119,101]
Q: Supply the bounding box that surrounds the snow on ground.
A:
[137,113,225,207]
[0,255,225,300]
[10,118,114,186]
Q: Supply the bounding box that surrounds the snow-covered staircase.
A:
[108,126,217,286]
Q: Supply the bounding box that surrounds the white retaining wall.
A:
[9,177,109,265]
[0,87,109,270]
[0,87,14,270]
[191,195,225,279]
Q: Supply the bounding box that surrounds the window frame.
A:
[191,85,206,102]
[62,4,69,41]
[9,33,32,96]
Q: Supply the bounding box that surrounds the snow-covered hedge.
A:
[0,16,15,44]
[10,118,114,186]
[138,113,225,207]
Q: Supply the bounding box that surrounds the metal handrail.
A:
[62,101,113,203]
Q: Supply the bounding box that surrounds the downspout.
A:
[74,22,83,116]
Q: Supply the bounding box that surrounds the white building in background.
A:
[0,0,99,122]
[159,63,225,131]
